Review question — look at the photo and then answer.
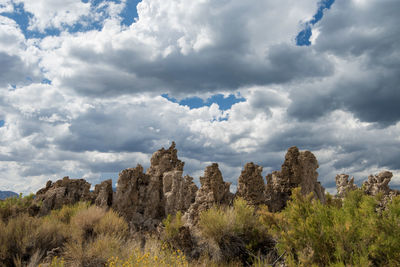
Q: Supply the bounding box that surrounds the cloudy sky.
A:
[0,0,399,194]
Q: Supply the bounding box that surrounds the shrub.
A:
[369,195,400,266]
[259,188,400,266]
[0,214,40,266]
[33,217,68,256]
[0,193,36,222]
[70,205,106,242]
[198,198,276,265]
[49,201,90,224]
[163,211,184,241]
[64,234,129,267]
[107,242,189,267]
[94,209,129,238]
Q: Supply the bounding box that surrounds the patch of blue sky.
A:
[41,79,52,85]
[0,120,5,127]
[0,0,139,39]
[1,2,60,38]
[162,93,245,111]
[296,0,335,46]
[120,0,141,26]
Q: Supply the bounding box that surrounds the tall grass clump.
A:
[62,205,131,266]
[107,241,189,267]
[198,198,276,265]
[0,201,132,266]
[0,214,39,266]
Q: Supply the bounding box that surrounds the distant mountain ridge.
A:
[0,190,18,200]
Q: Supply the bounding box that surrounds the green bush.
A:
[0,193,36,222]
[163,211,184,241]
[260,188,400,266]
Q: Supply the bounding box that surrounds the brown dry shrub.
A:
[63,234,132,267]
[49,202,90,224]
[33,217,68,255]
[94,209,129,238]
[0,214,40,266]
[70,205,106,241]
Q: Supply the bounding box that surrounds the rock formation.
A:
[163,171,198,215]
[335,171,400,209]
[362,171,400,208]
[335,174,358,198]
[265,146,326,212]
[113,142,197,229]
[236,162,265,205]
[112,164,156,227]
[35,177,92,215]
[184,163,233,226]
[363,171,393,196]
[145,141,185,219]
[93,179,113,207]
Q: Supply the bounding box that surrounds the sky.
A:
[0,0,399,194]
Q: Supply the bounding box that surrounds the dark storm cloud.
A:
[288,0,400,126]
[62,42,334,97]
[56,106,162,153]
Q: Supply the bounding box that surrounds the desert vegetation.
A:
[1,144,400,266]
[1,189,400,266]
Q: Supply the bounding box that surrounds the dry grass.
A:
[94,209,129,237]
[49,202,90,224]
[198,198,276,265]
[107,240,189,267]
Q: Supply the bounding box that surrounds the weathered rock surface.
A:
[363,171,393,196]
[93,179,113,207]
[113,142,197,229]
[112,164,155,227]
[361,171,400,209]
[184,163,233,226]
[236,162,265,205]
[35,177,92,215]
[335,174,358,198]
[163,171,198,215]
[145,141,185,219]
[265,146,326,212]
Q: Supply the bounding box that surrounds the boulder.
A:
[236,162,265,205]
[265,147,326,212]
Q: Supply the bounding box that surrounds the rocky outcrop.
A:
[35,177,92,215]
[112,165,156,228]
[163,171,198,215]
[93,179,113,207]
[362,171,400,208]
[184,163,233,226]
[145,141,185,219]
[113,142,197,229]
[335,174,358,198]
[236,162,265,205]
[265,147,326,212]
[363,171,393,196]
[334,171,400,209]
